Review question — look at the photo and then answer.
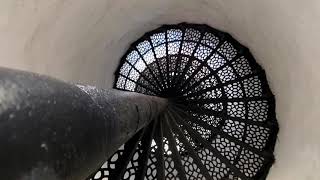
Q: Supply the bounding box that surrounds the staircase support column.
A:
[0,67,168,180]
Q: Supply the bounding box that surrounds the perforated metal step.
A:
[88,23,278,180]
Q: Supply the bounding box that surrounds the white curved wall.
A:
[1,0,320,179]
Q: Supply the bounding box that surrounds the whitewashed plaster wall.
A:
[1,0,320,179]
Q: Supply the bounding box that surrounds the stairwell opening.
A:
[89,23,279,180]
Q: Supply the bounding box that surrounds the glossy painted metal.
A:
[0,67,168,180]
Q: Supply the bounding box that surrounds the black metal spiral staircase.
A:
[88,23,279,180]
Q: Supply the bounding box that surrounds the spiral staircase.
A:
[87,23,279,180]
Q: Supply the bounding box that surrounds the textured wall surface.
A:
[1,0,320,179]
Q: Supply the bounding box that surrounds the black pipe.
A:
[0,67,168,180]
